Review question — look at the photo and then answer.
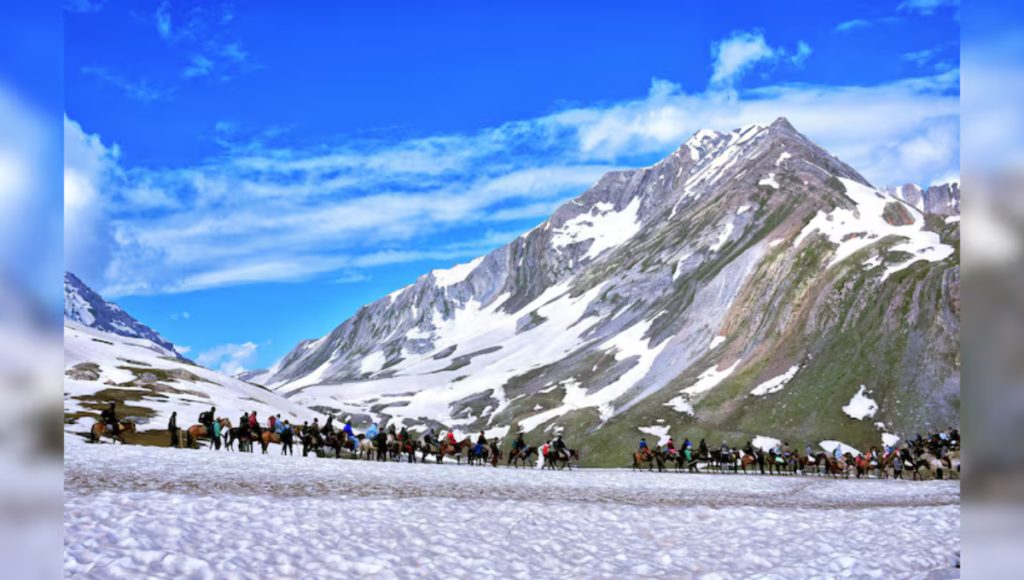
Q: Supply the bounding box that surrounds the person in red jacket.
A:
[248,410,261,437]
[267,414,276,432]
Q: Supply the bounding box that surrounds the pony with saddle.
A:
[186,418,231,449]
[89,418,136,444]
[507,446,538,468]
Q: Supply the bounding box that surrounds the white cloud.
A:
[711,31,777,86]
[709,31,810,87]
[196,341,258,376]
[175,345,191,355]
[155,1,172,40]
[221,43,248,62]
[182,55,213,78]
[80,66,172,102]
[71,31,958,298]
[334,271,369,284]
[898,0,959,15]
[836,19,871,32]
[64,115,117,284]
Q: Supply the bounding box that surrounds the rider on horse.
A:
[553,435,567,460]
[638,438,648,456]
[666,437,677,456]
[475,431,487,456]
[101,402,119,437]
[248,410,261,437]
[514,432,526,452]
[199,406,216,436]
[399,426,408,442]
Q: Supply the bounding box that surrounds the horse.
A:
[549,448,579,470]
[185,418,230,449]
[224,423,256,453]
[439,438,472,464]
[507,446,538,468]
[632,449,661,472]
[260,430,282,454]
[398,438,418,463]
[467,442,489,466]
[358,436,376,460]
[819,453,854,478]
[420,440,442,463]
[89,418,137,444]
[741,451,764,474]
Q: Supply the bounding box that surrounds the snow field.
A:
[64,438,960,580]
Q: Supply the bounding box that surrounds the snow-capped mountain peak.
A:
[64,272,188,361]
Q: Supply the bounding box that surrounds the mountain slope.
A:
[64,280,323,438]
[64,272,188,360]
[262,118,959,464]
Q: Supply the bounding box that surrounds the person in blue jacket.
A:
[366,422,379,440]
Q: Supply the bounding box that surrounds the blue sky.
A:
[63,0,960,375]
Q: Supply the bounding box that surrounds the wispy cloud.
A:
[836,19,871,32]
[67,30,959,298]
[221,43,249,62]
[64,0,106,12]
[334,271,369,284]
[182,55,214,78]
[80,66,172,102]
[898,0,959,15]
[196,341,258,375]
[155,1,172,40]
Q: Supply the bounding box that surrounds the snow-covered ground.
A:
[65,435,960,579]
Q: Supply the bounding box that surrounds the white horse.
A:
[358,438,376,460]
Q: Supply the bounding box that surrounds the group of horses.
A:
[632,445,960,480]
[88,416,582,469]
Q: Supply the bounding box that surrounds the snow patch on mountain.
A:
[551,196,643,260]
[820,440,863,457]
[710,221,734,252]
[681,360,742,397]
[359,351,388,375]
[843,385,879,420]
[752,436,782,452]
[750,365,800,396]
[432,257,484,288]
[638,425,671,446]
[795,178,954,278]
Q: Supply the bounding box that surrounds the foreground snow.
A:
[65,436,959,579]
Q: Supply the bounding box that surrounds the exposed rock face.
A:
[66,362,101,381]
[262,118,960,464]
[64,272,189,361]
[883,202,916,226]
[883,183,960,216]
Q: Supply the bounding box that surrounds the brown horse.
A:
[260,430,281,454]
[185,418,231,449]
[89,419,137,444]
[741,452,762,474]
[439,437,472,464]
[632,449,660,472]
